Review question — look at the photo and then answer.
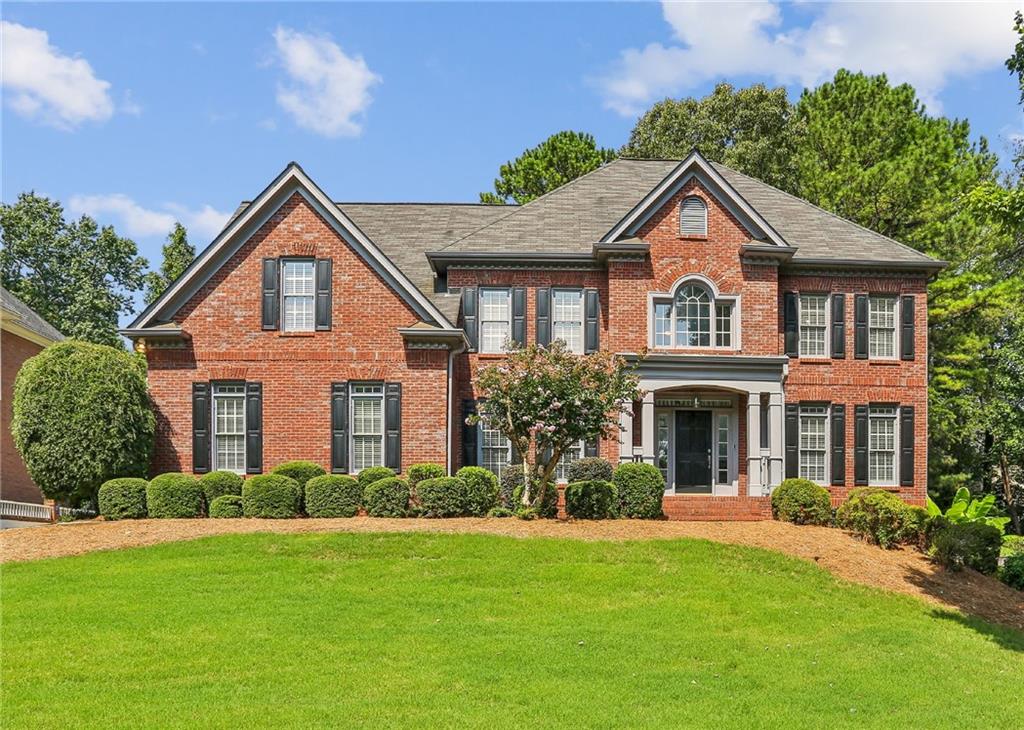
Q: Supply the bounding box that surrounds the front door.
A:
[675,410,712,492]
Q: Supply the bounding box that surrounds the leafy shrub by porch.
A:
[567,457,613,483]
[564,480,618,519]
[98,478,148,520]
[146,473,204,519]
[455,466,500,516]
[929,519,1002,574]
[357,466,395,491]
[835,488,921,549]
[242,475,301,519]
[513,480,559,518]
[771,479,832,526]
[208,495,244,519]
[198,471,243,503]
[1000,552,1024,591]
[270,461,326,490]
[613,462,665,519]
[417,477,469,517]
[364,477,410,517]
[408,463,445,489]
[304,475,361,518]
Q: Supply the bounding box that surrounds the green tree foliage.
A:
[1007,10,1024,106]
[143,222,195,305]
[0,193,147,347]
[480,131,616,205]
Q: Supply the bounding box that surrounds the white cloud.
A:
[597,1,1019,116]
[272,25,380,137]
[68,194,231,241]
[0,20,115,129]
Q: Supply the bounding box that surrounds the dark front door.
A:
[675,410,712,492]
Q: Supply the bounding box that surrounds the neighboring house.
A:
[123,151,943,520]
[1,285,64,504]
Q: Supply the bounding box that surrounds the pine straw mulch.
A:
[2,517,1021,631]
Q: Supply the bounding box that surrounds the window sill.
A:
[868,359,901,366]
[796,357,832,364]
[476,352,507,360]
[278,331,316,338]
[678,235,708,241]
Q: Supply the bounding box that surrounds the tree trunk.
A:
[1000,453,1021,535]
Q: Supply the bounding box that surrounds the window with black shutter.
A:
[901,296,915,360]
[192,382,211,473]
[261,258,279,330]
[245,382,263,474]
[315,258,332,331]
[783,292,798,357]
[830,404,846,485]
[385,383,402,472]
[584,288,600,353]
[784,403,799,478]
[535,287,551,346]
[331,382,349,473]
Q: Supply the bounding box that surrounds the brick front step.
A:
[661,495,772,521]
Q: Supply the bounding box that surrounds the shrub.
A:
[513,480,559,518]
[98,478,148,520]
[417,477,469,517]
[500,464,538,508]
[565,480,618,519]
[209,495,244,518]
[836,488,920,549]
[270,461,326,491]
[146,473,204,518]
[408,463,445,489]
[364,477,410,517]
[930,520,1002,574]
[198,471,243,503]
[242,474,301,519]
[305,475,361,518]
[456,466,500,516]
[357,466,395,491]
[1000,552,1024,591]
[771,478,832,526]
[12,341,154,504]
[613,462,665,519]
[488,506,514,518]
[567,457,613,483]
[516,506,539,521]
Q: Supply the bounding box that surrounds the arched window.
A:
[652,279,737,350]
[679,196,707,237]
[674,284,711,347]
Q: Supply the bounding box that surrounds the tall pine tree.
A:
[144,222,196,305]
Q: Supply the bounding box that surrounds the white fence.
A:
[0,499,54,522]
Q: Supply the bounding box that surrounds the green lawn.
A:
[2,532,1022,728]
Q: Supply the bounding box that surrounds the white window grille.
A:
[213,384,246,473]
[479,422,511,477]
[798,405,828,483]
[554,441,584,482]
[351,384,384,472]
[282,260,315,332]
[869,406,898,485]
[868,296,898,359]
[479,288,511,354]
[551,289,584,354]
[799,294,828,357]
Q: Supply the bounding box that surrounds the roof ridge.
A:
[337,201,516,207]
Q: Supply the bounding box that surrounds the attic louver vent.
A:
[679,196,707,237]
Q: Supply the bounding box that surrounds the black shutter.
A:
[584,288,600,353]
[831,404,846,486]
[585,439,599,458]
[245,382,263,474]
[535,288,551,346]
[901,296,915,361]
[192,382,211,473]
[900,406,915,486]
[462,400,478,467]
[854,295,868,359]
[854,405,869,485]
[262,258,279,330]
[462,287,478,352]
[331,382,349,473]
[315,258,332,331]
[783,292,798,357]
[511,287,526,347]
[784,403,799,478]
[385,383,402,472]
[831,293,846,359]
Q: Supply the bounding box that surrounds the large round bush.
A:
[146,473,204,518]
[208,494,244,518]
[357,466,395,490]
[242,474,301,518]
[364,477,410,517]
[836,488,920,549]
[270,461,326,490]
[567,457,613,483]
[771,478,832,526]
[198,471,243,503]
[98,478,148,520]
[12,341,154,504]
[564,480,618,519]
[1000,552,1024,591]
[417,477,469,517]
[305,475,361,518]
[408,463,445,489]
[929,520,1002,574]
[455,466,499,516]
[613,462,665,519]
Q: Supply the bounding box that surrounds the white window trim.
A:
[646,276,740,351]
[679,196,708,237]
[477,421,512,477]
[868,295,900,361]
[478,287,512,354]
[797,293,830,359]
[280,258,316,333]
[550,288,585,354]
[867,405,900,487]
[212,383,246,475]
[350,383,385,474]
[798,404,830,486]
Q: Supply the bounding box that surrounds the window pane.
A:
[282,261,314,295]
[674,285,710,347]
[554,442,583,482]
[480,289,510,319]
[284,294,314,331]
[799,294,827,357]
[656,413,670,485]
[715,303,732,347]
[799,406,828,483]
[868,297,897,358]
[717,414,729,484]
[213,389,246,473]
[352,397,382,435]
[654,302,672,347]
[352,391,384,471]
[480,289,510,353]
[480,424,510,477]
[481,322,509,353]
[868,407,897,484]
[352,436,383,471]
[552,290,583,353]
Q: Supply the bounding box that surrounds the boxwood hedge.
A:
[305,475,361,518]
[208,494,244,518]
[146,473,204,518]
[408,463,445,489]
[565,480,618,519]
[613,463,664,519]
[455,466,499,516]
[357,466,395,490]
[242,474,301,519]
[198,471,244,503]
[98,478,148,520]
[364,476,409,517]
[771,478,832,526]
[567,457,613,483]
[270,461,326,490]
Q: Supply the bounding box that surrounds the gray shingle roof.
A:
[0,285,64,342]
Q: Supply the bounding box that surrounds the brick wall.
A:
[1,329,44,503]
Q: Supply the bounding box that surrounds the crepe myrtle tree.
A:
[469,341,643,507]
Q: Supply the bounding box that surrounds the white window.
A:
[799,405,828,483]
[651,281,736,350]
[868,406,898,485]
[679,196,707,236]
[213,384,246,473]
[716,414,730,484]
[799,294,828,357]
[479,422,511,477]
[282,260,315,332]
[868,296,898,359]
[654,302,673,347]
[351,384,384,472]
[715,303,733,348]
[554,441,585,482]
[479,288,511,354]
[551,289,584,354]
[675,284,710,347]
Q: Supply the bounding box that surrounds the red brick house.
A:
[123,151,943,519]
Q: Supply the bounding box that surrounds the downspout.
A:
[446,339,466,476]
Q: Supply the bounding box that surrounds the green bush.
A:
[408,463,445,489]
[198,471,243,503]
[456,466,500,516]
[98,478,148,520]
[146,473,204,519]
[567,457,613,483]
[771,478,833,526]
[1001,534,1024,557]
[364,477,410,517]
[564,480,618,519]
[305,475,361,518]
[417,477,469,517]
[357,466,396,491]
[513,480,559,518]
[11,340,154,504]
[929,520,1002,574]
[500,464,538,508]
[242,474,301,519]
[270,461,326,490]
[487,506,514,518]
[1000,552,1024,591]
[613,462,665,519]
[208,494,244,518]
[836,488,921,549]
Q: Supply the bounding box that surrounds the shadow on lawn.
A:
[928,609,1024,652]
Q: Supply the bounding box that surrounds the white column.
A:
[768,391,784,488]
[619,399,633,462]
[746,393,763,496]
[641,390,656,463]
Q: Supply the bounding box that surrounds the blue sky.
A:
[3,1,1022,313]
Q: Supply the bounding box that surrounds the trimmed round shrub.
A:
[613,462,665,519]
[512,480,559,518]
[567,457,613,483]
[198,471,243,503]
[771,478,832,526]
[209,494,244,518]
[836,488,921,549]
[270,461,326,490]
[417,477,469,517]
[500,464,538,508]
[364,477,410,517]
[1000,552,1024,591]
[98,478,148,520]
[408,463,445,489]
[242,474,301,519]
[146,473,204,518]
[565,480,618,519]
[357,466,396,491]
[305,475,361,518]
[456,466,500,516]
[12,340,155,504]
[929,520,1002,574]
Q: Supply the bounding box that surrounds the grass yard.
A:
[2,532,1022,728]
